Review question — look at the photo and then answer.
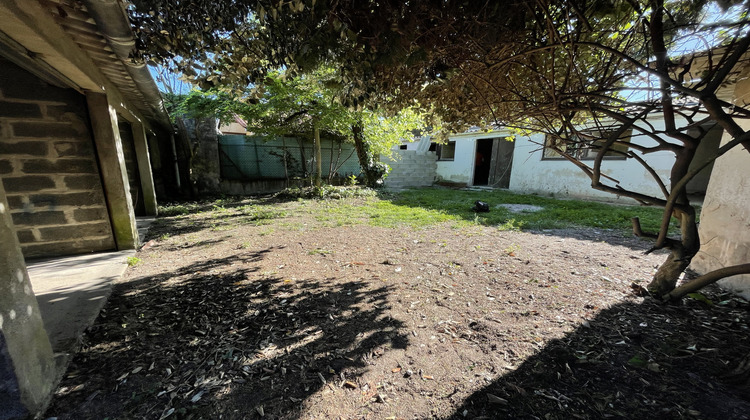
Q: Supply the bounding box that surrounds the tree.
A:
[172,67,428,187]
[129,0,750,298]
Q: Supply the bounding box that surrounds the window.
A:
[542,129,631,160]
[436,141,456,161]
[399,144,408,150]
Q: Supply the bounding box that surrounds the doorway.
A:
[473,137,515,188]
[473,138,494,185]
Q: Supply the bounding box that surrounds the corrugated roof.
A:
[40,0,169,127]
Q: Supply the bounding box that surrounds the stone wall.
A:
[0,58,115,258]
[382,149,437,190]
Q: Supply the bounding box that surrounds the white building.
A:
[391,120,722,204]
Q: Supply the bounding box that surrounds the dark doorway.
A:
[473,138,494,185]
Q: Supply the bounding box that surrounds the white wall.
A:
[509,131,676,203]
[434,131,500,185]
[428,125,676,204]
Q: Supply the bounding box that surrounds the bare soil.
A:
[45,197,750,420]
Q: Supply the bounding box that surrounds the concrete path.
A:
[26,217,154,354]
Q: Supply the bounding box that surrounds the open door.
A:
[474,137,514,188]
[473,138,494,185]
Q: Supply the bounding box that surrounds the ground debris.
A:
[43,197,750,420]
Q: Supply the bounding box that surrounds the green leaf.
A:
[687,293,714,306]
[628,355,647,368]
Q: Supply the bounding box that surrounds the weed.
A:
[497,218,525,231]
[126,256,142,267]
[308,248,333,256]
[158,202,205,217]
[504,243,521,256]
[212,204,229,212]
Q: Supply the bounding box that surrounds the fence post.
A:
[253,138,262,178]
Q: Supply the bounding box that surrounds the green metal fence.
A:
[218,135,361,181]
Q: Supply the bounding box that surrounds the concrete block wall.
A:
[0,58,115,258]
[383,149,437,190]
[118,120,144,214]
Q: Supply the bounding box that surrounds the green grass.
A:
[384,188,676,233]
[157,187,680,235]
[314,197,462,228]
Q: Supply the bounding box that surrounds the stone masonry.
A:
[382,149,437,190]
[0,58,115,258]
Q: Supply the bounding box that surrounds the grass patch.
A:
[314,197,462,229]
[155,187,680,235]
[386,188,677,233]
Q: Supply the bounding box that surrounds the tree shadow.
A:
[440,295,750,419]
[44,246,409,419]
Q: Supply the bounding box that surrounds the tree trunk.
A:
[648,250,690,296]
[313,123,322,187]
[297,137,308,179]
[352,123,377,187]
[646,209,699,296]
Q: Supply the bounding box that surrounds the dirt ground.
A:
[45,196,750,419]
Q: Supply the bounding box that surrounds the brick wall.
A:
[0,58,115,258]
[382,149,437,190]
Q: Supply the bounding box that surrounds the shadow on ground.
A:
[44,246,409,419]
[441,295,750,420]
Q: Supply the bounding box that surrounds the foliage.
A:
[158,202,207,217]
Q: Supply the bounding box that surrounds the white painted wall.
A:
[509,131,676,203]
[691,64,750,298]
[426,125,676,204]
[434,131,504,185]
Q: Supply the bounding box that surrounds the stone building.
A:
[0,1,176,418]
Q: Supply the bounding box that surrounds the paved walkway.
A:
[26,217,154,354]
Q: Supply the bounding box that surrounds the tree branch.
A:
[663,263,750,301]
